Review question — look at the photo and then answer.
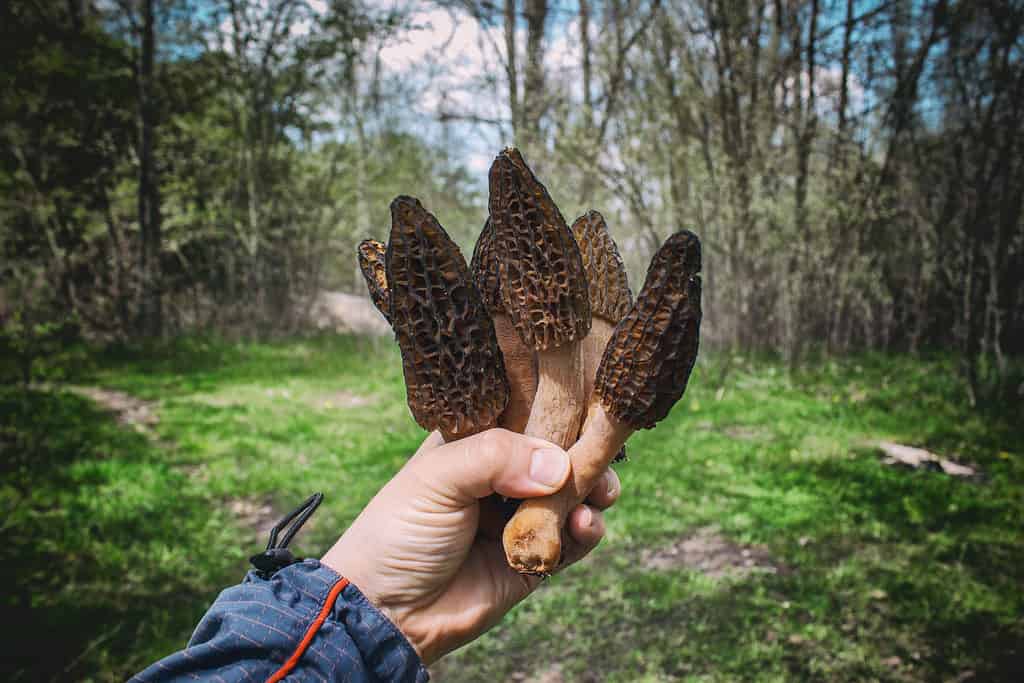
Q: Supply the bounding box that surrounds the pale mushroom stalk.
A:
[503,230,703,574]
[571,210,633,461]
[489,148,591,450]
[385,196,510,443]
[471,218,538,433]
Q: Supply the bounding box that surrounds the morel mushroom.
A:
[357,238,390,322]
[572,210,632,462]
[387,196,510,442]
[503,230,702,574]
[489,148,591,449]
[471,218,538,432]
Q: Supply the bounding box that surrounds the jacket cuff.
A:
[132,559,429,682]
[333,575,430,682]
[265,560,429,683]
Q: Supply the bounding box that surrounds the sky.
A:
[370,1,583,176]
[377,4,508,175]
[209,0,872,179]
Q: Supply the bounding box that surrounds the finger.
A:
[405,428,570,506]
[557,505,606,569]
[584,468,621,511]
[409,430,445,463]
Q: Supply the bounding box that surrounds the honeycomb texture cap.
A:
[357,239,391,322]
[488,148,591,351]
[470,218,504,316]
[571,210,632,323]
[387,196,510,439]
[595,230,702,430]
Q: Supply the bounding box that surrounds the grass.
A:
[1,336,1022,681]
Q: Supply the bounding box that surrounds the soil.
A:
[63,385,159,434]
[641,526,780,577]
[310,291,391,336]
[227,498,281,540]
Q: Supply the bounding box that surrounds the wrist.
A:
[382,605,443,665]
[321,544,439,664]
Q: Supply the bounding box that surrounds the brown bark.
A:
[505,0,519,141]
[580,0,592,122]
[522,0,547,149]
[137,0,162,338]
[835,0,855,166]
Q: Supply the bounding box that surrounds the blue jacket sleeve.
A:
[130,560,429,682]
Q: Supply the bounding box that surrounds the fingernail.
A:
[579,505,594,528]
[606,474,616,497]
[530,448,569,487]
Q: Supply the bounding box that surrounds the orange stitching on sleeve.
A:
[265,577,349,683]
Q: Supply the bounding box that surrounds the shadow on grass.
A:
[0,388,240,681]
[464,562,1023,683]
[796,455,1024,681]
[78,334,400,398]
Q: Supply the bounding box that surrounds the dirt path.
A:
[311,291,391,336]
[69,386,158,430]
[47,383,290,537]
[641,526,781,577]
[33,384,160,435]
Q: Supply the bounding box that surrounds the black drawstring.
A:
[249,492,324,577]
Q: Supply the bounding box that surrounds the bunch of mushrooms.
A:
[358,148,702,575]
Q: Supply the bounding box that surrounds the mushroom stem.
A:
[524,343,586,449]
[503,402,630,574]
[580,319,613,406]
[494,315,538,433]
[580,321,627,462]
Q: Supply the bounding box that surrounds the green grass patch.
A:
[2,338,1022,681]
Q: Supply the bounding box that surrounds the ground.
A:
[1,336,1022,681]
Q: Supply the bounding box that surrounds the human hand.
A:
[321,428,620,664]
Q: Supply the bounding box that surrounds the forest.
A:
[4,0,1022,397]
[1,0,1022,680]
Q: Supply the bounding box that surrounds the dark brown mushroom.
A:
[571,210,632,462]
[503,230,702,574]
[488,148,591,449]
[357,239,390,322]
[471,218,538,433]
[387,196,510,442]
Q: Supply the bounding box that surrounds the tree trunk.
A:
[522,0,547,150]
[577,0,595,203]
[834,0,855,168]
[137,0,162,338]
[102,191,131,337]
[505,0,519,142]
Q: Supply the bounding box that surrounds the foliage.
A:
[1,338,1021,680]
[448,0,1024,400]
[0,0,479,340]
[3,1,1020,397]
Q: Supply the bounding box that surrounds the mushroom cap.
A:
[387,196,510,439]
[595,230,702,430]
[469,218,504,316]
[488,148,591,351]
[571,210,633,323]
[357,239,391,322]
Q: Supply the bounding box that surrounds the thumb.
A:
[405,428,570,506]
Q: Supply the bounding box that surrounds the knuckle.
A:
[476,427,513,458]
